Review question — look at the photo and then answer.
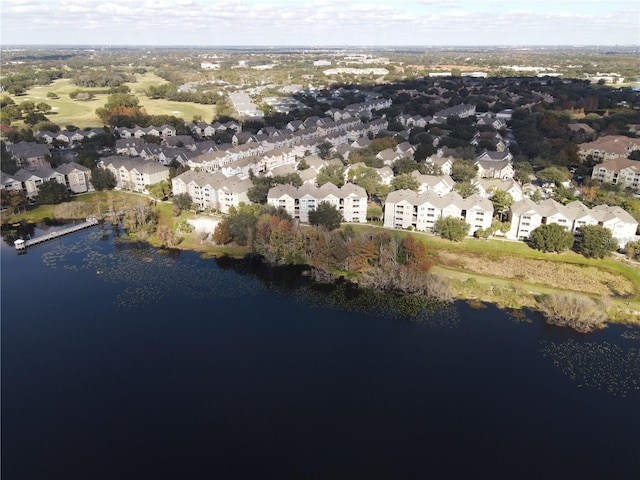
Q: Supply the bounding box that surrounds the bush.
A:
[537,293,607,333]
[529,223,574,253]
[575,225,618,258]
[433,216,469,242]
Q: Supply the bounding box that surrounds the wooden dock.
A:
[15,217,99,250]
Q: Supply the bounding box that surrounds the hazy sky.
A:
[1,0,638,46]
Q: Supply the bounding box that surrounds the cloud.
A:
[0,0,637,45]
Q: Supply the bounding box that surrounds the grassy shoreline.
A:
[3,193,640,327]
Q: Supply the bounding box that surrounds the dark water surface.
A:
[2,224,639,479]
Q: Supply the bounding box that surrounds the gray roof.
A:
[55,162,90,175]
[5,141,51,159]
[268,182,366,200]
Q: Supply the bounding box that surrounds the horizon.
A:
[2,44,638,49]
[1,0,638,47]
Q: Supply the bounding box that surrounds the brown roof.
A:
[579,135,640,156]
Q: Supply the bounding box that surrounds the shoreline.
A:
[3,209,640,329]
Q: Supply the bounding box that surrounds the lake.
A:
[2,222,639,479]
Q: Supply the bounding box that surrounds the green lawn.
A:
[9,73,216,129]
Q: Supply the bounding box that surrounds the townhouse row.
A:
[267,183,368,223]
[383,189,494,235]
[1,163,92,198]
[507,198,637,247]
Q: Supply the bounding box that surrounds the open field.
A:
[8,73,216,128]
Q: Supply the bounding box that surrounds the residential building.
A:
[578,135,640,162]
[591,157,640,190]
[11,166,66,199]
[5,142,51,168]
[410,172,455,195]
[432,104,476,123]
[56,162,92,194]
[383,189,493,235]
[507,198,638,247]
[475,159,514,180]
[472,178,523,202]
[267,182,367,223]
[100,157,169,193]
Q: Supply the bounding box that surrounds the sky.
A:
[1,0,639,47]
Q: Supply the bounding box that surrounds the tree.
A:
[401,235,433,272]
[391,173,420,192]
[529,223,574,253]
[513,159,534,185]
[414,143,436,162]
[225,210,257,246]
[451,159,478,183]
[24,112,49,126]
[529,190,544,203]
[308,201,343,230]
[393,157,420,175]
[347,165,382,198]
[0,189,28,215]
[90,168,117,191]
[147,180,171,200]
[95,91,144,125]
[490,189,513,221]
[433,216,469,241]
[624,240,640,261]
[212,220,232,245]
[297,158,310,170]
[576,225,618,258]
[454,181,478,199]
[316,164,345,188]
[172,193,193,212]
[420,162,442,176]
[36,180,70,205]
[36,102,52,114]
[316,141,333,159]
[537,166,569,186]
[369,136,397,153]
[366,204,383,222]
[247,180,273,204]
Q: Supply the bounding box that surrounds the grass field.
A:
[9,72,216,128]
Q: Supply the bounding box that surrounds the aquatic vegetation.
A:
[621,329,640,341]
[540,339,640,397]
[40,229,266,311]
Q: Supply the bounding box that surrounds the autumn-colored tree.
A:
[401,235,433,272]
[346,236,378,272]
[580,184,600,202]
[212,221,232,245]
[369,136,397,154]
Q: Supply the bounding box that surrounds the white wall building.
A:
[267,182,367,223]
[383,189,493,235]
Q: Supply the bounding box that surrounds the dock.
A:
[14,216,100,250]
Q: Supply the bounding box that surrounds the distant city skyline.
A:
[1,0,638,47]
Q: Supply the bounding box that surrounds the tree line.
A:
[211,203,454,301]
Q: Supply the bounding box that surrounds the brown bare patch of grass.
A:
[435,251,635,297]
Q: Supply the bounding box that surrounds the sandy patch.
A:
[187,217,220,234]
